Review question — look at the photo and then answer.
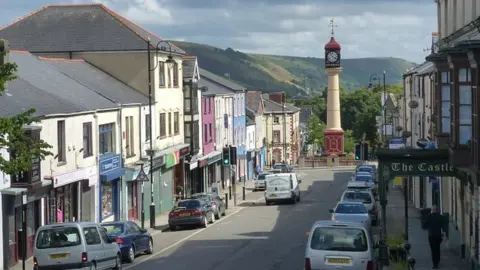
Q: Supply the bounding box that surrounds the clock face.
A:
[327,51,339,63]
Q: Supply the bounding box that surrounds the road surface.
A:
[124,168,353,270]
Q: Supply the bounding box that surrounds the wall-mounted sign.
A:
[383,160,455,177]
[100,154,121,174]
[152,155,165,170]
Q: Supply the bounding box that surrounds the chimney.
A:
[0,39,9,66]
[268,92,285,104]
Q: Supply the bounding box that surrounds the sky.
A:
[0,0,437,63]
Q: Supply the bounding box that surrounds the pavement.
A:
[382,185,469,270]
[121,169,352,270]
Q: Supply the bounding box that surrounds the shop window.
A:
[83,227,101,245]
[57,120,66,162]
[102,181,113,219]
[83,122,93,158]
[99,123,115,155]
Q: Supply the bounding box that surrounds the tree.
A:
[306,115,325,147]
[0,56,52,175]
[343,130,356,153]
[352,107,380,147]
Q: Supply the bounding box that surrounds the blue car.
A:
[102,221,153,263]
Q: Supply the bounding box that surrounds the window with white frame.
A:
[458,68,472,145]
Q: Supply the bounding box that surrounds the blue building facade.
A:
[233,92,246,181]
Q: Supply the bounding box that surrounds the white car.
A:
[254,172,271,191]
[340,189,378,226]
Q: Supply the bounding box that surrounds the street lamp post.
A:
[368,72,387,145]
[147,37,175,229]
[21,192,27,270]
[282,93,287,162]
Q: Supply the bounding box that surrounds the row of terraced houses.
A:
[398,0,480,268]
[0,4,301,269]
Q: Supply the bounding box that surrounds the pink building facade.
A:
[202,95,215,154]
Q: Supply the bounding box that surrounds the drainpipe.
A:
[118,106,124,221]
[94,112,100,223]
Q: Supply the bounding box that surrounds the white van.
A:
[264,173,301,205]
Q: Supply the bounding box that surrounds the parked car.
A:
[190,192,226,219]
[101,221,153,263]
[264,173,301,205]
[353,172,376,194]
[254,172,271,191]
[168,199,215,231]
[356,164,376,179]
[273,163,292,173]
[34,222,121,270]
[329,201,372,230]
[341,189,378,226]
[305,221,376,270]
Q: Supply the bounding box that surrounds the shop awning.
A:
[207,151,222,165]
[1,187,27,195]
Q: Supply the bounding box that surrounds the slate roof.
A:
[0,4,185,54]
[182,56,198,80]
[9,52,118,112]
[246,91,262,112]
[39,57,149,105]
[200,79,235,96]
[0,78,83,117]
[199,69,245,91]
[263,98,300,114]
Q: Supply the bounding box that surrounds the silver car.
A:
[305,221,376,270]
[254,172,270,190]
[34,222,121,270]
[341,190,378,226]
[329,201,372,230]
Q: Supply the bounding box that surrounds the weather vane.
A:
[329,19,338,36]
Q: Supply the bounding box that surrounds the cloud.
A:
[0,0,437,63]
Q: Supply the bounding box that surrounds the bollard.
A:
[225,193,229,209]
[242,186,246,200]
[229,186,232,199]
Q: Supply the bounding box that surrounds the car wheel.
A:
[215,209,221,219]
[210,212,215,223]
[126,246,135,263]
[221,207,226,216]
[291,196,297,204]
[145,239,153,254]
[113,254,122,270]
[169,225,177,231]
[297,192,301,202]
[202,215,208,228]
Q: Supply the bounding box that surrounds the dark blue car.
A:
[102,221,153,263]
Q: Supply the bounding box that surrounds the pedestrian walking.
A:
[425,205,443,269]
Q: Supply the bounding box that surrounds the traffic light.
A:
[355,144,361,160]
[230,146,237,165]
[222,147,230,165]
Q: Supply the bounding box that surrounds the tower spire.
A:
[329,19,338,37]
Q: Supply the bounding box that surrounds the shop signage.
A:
[31,157,41,183]
[165,151,180,169]
[383,160,456,177]
[152,155,165,170]
[198,158,208,168]
[207,153,221,165]
[53,166,97,188]
[100,154,121,174]
[179,146,190,158]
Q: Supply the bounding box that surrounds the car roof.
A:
[311,220,368,229]
[266,172,293,178]
[102,221,129,225]
[347,181,370,187]
[337,201,364,206]
[39,221,98,229]
[343,189,373,195]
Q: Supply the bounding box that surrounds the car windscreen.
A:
[335,203,367,214]
[355,175,372,182]
[36,226,82,249]
[102,224,124,235]
[257,174,268,180]
[343,192,372,203]
[177,200,201,209]
[310,226,368,252]
[191,194,210,201]
[358,167,373,173]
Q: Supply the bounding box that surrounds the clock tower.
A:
[323,19,344,155]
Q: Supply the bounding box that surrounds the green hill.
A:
[171,41,416,97]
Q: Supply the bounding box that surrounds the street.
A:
[123,169,352,270]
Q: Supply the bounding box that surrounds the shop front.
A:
[123,164,150,221]
[207,151,221,194]
[142,154,164,221]
[173,145,189,200]
[196,157,208,193]
[49,166,97,223]
[1,157,52,268]
[160,151,180,214]
[247,150,255,180]
[184,155,198,197]
[99,154,125,222]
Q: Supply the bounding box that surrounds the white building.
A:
[246,116,256,179]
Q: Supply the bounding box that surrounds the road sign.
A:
[136,168,149,182]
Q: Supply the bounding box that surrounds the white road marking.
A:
[124,196,265,269]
